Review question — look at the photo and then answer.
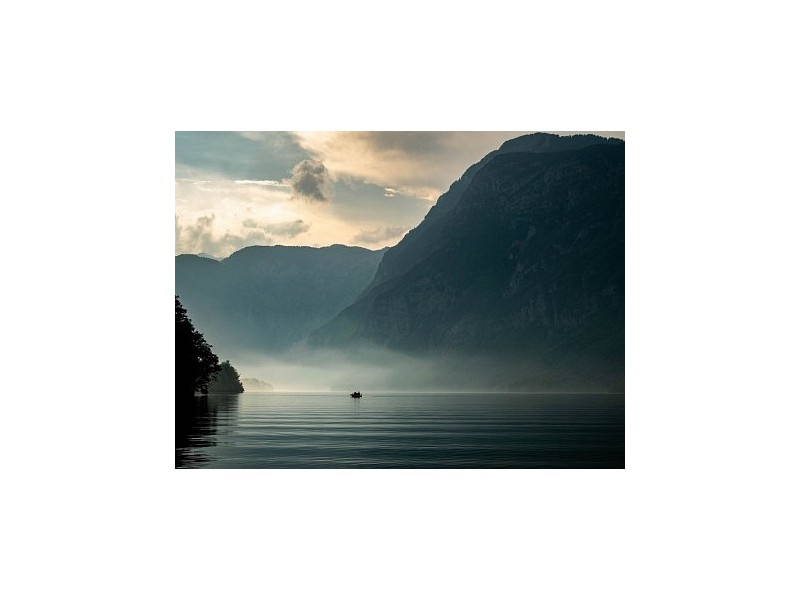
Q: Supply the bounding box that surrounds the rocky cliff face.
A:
[310,134,624,391]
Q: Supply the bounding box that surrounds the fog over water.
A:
[219,344,613,394]
[222,345,465,392]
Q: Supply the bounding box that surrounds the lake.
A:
[176,392,624,468]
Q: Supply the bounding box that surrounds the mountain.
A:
[175,244,385,357]
[310,133,624,391]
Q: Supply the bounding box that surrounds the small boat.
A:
[350,391,362,398]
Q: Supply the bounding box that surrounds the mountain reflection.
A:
[176,394,241,468]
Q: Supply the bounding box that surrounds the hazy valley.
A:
[176,133,624,393]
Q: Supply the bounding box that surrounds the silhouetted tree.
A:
[207,360,245,393]
[176,295,220,398]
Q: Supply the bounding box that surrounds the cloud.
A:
[176,132,624,256]
[175,213,217,253]
[267,219,311,238]
[219,230,274,251]
[244,218,311,238]
[292,131,625,201]
[176,213,274,257]
[176,132,308,181]
[176,166,398,256]
[235,179,290,187]
[290,159,332,202]
[176,213,313,257]
[351,226,408,246]
[292,132,533,201]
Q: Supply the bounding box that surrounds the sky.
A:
[175,131,625,257]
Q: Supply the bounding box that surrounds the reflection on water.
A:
[175,393,624,469]
[176,394,241,468]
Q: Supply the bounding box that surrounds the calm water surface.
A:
[176,392,624,468]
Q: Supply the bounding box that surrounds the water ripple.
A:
[176,393,624,468]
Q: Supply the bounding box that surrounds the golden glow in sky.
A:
[175,131,623,257]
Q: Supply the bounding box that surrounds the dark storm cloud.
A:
[290,159,332,202]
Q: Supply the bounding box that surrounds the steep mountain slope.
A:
[175,245,385,356]
[310,134,624,390]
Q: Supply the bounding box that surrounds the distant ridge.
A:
[176,244,386,357]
